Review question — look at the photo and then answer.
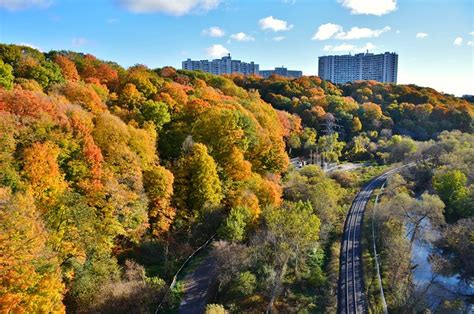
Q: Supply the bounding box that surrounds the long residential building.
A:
[259,66,303,79]
[318,51,398,84]
[182,54,259,76]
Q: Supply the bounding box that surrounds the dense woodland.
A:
[0,44,472,313]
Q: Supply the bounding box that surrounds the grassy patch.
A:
[351,165,391,187]
[361,191,385,314]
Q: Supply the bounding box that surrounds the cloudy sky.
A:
[0,0,473,95]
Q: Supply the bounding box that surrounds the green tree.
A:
[218,206,252,242]
[17,57,64,88]
[0,59,14,90]
[256,201,320,311]
[384,192,445,245]
[386,135,417,162]
[433,170,471,222]
[140,100,171,130]
[318,133,345,163]
[231,271,256,297]
[284,166,344,241]
[288,134,301,155]
[301,127,317,151]
[349,134,370,159]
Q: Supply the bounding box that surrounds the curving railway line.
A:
[337,165,412,314]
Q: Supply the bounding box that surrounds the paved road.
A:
[337,166,408,314]
[179,255,217,314]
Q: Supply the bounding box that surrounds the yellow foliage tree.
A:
[0,189,65,313]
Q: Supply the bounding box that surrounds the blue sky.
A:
[0,0,473,95]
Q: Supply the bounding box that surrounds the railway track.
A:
[337,165,411,313]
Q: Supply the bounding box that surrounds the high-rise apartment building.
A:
[259,66,303,79]
[182,54,259,76]
[318,52,398,84]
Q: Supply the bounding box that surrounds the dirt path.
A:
[178,255,217,314]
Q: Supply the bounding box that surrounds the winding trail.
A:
[178,255,217,314]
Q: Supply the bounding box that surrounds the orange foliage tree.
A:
[22,141,67,208]
[54,55,79,81]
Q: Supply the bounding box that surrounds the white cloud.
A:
[205,44,230,57]
[282,0,296,4]
[230,32,254,42]
[202,26,225,37]
[453,37,463,46]
[273,36,286,41]
[338,0,397,16]
[467,41,474,46]
[470,31,474,35]
[396,30,400,34]
[323,42,375,53]
[72,37,88,47]
[259,16,293,32]
[312,23,390,40]
[335,26,391,39]
[117,0,220,15]
[0,0,51,10]
[416,32,428,39]
[312,23,342,40]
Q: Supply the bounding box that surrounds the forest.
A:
[0,43,472,313]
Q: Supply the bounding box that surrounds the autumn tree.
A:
[143,165,175,237]
[16,56,64,88]
[192,108,246,166]
[22,141,67,207]
[351,116,362,133]
[174,142,223,215]
[118,83,145,110]
[92,113,150,241]
[125,65,159,98]
[54,55,79,81]
[0,189,65,313]
[59,81,107,113]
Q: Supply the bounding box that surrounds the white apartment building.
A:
[182,54,259,76]
[318,52,398,84]
[259,66,303,79]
